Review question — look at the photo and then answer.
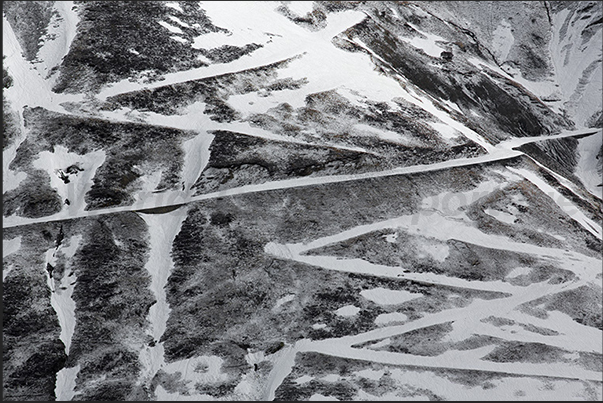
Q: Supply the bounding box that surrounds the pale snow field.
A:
[32,1,79,86]
[46,234,82,401]
[2,15,83,112]
[285,1,314,17]
[335,304,361,317]
[505,266,532,279]
[137,209,188,387]
[484,208,516,224]
[360,288,421,306]
[354,368,385,381]
[32,146,106,215]
[575,131,603,199]
[2,236,22,281]
[54,365,80,401]
[353,123,420,147]
[294,375,313,385]
[51,234,82,355]
[97,0,496,156]
[415,240,449,262]
[158,20,183,35]
[491,20,514,62]
[386,367,599,401]
[440,98,462,113]
[2,236,21,258]
[273,294,296,311]
[549,8,602,128]
[132,169,163,203]
[309,393,339,401]
[168,15,190,28]
[401,22,448,58]
[374,312,409,326]
[170,35,188,44]
[3,139,28,193]
[164,2,183,13]
[383,232,398,243]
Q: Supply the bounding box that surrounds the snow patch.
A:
[549,7,603,127]
[320,374,340,382]
[574,131,603,199]
[273,294,295,310]
[138,209,188,386]
[355,368,385,380]
[31,146,106,215]
[506,266,532,278]
[402,23,447,58]
[491,20,514,62]
[441,98,462,113]
[164,2,183,13]
[170,35,187,44]
[181,131,215,193]
[51,259,78,353]
[158,20,183,34]
[168,15,190,28]
[54,364,80,401]
[2,237,22,281]
[3,15,84,112]
[3,141,28,193]
[33,1,79,85]
[416,241,449,263]
[360,287,421,306]
[428,122,463,142]
[354,123,418,146]
[369,338,392,348]
[48,235,81,400]
[485,208,516,224]
[161,355,229,395]
[3,236,22,258]
[387,367,596,401]
[384,232,398,243]
[286,1,314,17]
[374,312,408,326]
[309,394,339,401]
[294,375,313,384]
[335,305,361,317]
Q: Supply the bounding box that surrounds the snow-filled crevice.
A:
[137,208,188,389]
[48,234,82,401]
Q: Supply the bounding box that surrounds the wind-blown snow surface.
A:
[2,1,602,401]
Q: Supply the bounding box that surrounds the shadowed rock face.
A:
[3,1,602,401]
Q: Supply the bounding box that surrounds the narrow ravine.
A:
[48,235,82,401]
[137,208,188,391]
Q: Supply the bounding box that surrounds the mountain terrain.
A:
[2,1,602,401]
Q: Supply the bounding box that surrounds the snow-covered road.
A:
[3,128,600,230]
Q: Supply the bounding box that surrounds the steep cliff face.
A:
[3,1,602,401]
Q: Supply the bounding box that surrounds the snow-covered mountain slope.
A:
[3,1,602,401]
